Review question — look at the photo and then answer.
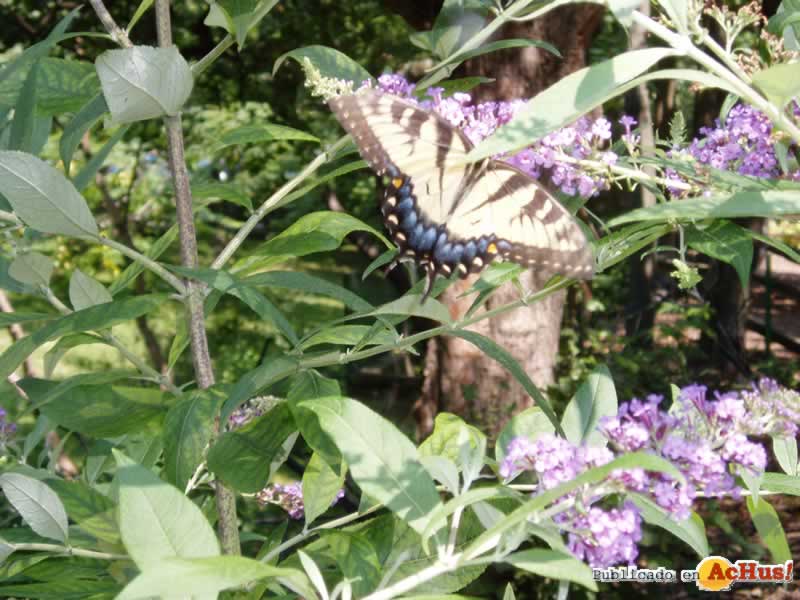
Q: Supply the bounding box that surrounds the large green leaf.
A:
[68,269,112,310]
[0,473,68,544]
[468,48,676,160]
[242,210,390,269]
[163,388,226,491]
[22,380,167,437]
[746,495,791,563]
[115,452,220,570]
[503,549,597,591]
[7,60,39,153]
[45,478,119,546]
[214,124,318,151]
[96,46,193,124]
[752,62,800,107]
[245,270,373,312]
[609,190,800,226]
[447,330,562,435]
[0,151,99,238]
[325,532,382,597]
[686,221,753,288]
[302,451,346,526]
[59,93,108,177]
[0,294,167,380]
[629,494,708,558]
[192,181,253,212]
[273,44,372,86]
[0,58,99,116]
[207,402,297,492]
[8,252,53,287]
[298,396,442,536]
[205,0,280,49]
[560,364,617,446]
[117,556,311,600]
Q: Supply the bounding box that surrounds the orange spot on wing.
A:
[487,243,498,254]
[392,178,403,189]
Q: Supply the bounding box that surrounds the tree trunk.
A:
[414,4,605,439]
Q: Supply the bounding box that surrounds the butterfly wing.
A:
[329,90,594,296]
[446,162,595,279]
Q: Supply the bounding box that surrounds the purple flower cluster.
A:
[500,380,798,568]
[667,103,800,192]
[227,396,281,429]
[375,74,623,198]
[256,482,345,520]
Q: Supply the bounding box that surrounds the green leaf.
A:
[370,293,452,323]
[273,45,372,86]
[192,181,253,212]
[215,124,318,151]
[657,0,689,31]
[686,221,753,288]
[8,60,39,153]
[298,396,442,536]
[8,251,53,287]
[302,452,346,526]
[0,58,100,116]
[24,380,167,437]
[298,324,395,351]
[413,76,494,98]
[447,38,560,66]
[109,224,178,295]
[96,46,193,124]
[609,190,800,226]
[117,556,309,600]
[0,579,120,598]
[504,549,597,591]
[45,478,119,546]
[495,407,555,465]
[629,493,708,557]
[23,370,136,410]
[752,62,800,107]
[43,333,106,378]
[68,268,112,310]
[170,265,298,344]
[468,48,676,161]
[208,402,298,492]
[412,0,488,59]
[127,0,155,32]
[220,355,298,421]
[115,452,220,569]
[772,436,798,476]
[243,210,390,269]
[447,330,563,435]
[0,294,167,380]
[560,364,617,446]
[761,471,800,495]
[746,495,791,563]
[73,124,131,192]
[607,0,642,26]
[245,270,373,312]
[163,387,226,491]
[0,473,68,543]
[0,151,99,237]
[0,312,52,327]
[418,413,484,466]
[325,532,382,597]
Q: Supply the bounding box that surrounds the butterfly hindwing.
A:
[329,90,595,295]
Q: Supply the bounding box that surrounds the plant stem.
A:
[98,236,186,294]
[192,34,235,78]
[154,0,240,556]
[212,135,351,270]
[10,542,130,561]
[88,0,133,48]
[365,555,462,600]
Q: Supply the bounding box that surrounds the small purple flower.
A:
[256,482,345,519]
[0,408,16,451]
[565,501,643,567]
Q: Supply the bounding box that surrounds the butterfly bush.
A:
[500,379,799,568]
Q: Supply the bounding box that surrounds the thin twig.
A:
[154,0,240,557]
[98,236,187,294]
[88,0,133,48]
[192,34,235,77]
[10,542,130,561]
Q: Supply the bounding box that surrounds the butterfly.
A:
[328,89,594,300]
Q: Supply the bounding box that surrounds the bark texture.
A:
[414,4,605,439]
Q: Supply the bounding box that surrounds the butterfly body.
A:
[329,89,594,298]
